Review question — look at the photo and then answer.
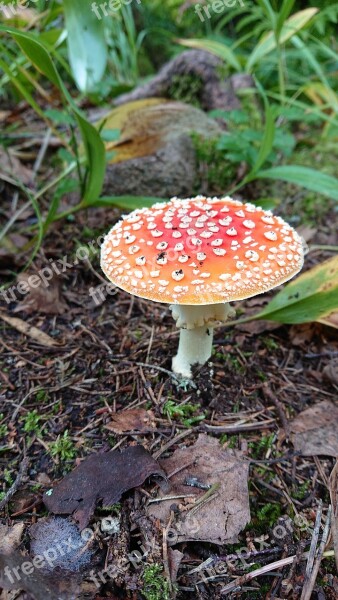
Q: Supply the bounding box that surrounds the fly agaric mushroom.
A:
[100,196,304,378]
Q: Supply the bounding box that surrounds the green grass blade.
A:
[6,28,106,203]
[257,165,338,201]
[177,38,241,71]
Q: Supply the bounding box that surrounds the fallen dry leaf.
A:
[147,434,250,545]
[323,358,338,386]
[0,312,60,347]
[290,401,338,457]
[329,461,338,572]
[168,548,184,584]
[105,409,156,434]
[44,445,167,529]
[14,273,67,315]
[289,323,316,346]
[0,147,33,187]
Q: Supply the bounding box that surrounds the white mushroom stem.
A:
[170,303,235,378]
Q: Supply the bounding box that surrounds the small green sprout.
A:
[49,430,76,461]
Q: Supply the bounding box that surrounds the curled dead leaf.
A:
[105,409,156,434]
[14,273,68,315]
[43,445,167,529]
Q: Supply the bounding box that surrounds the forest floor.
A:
[0,108,338,600]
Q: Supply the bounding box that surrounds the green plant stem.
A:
[34,162,78,202]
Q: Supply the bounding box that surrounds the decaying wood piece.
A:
[114,50,253,111]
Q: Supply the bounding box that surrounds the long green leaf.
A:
[247,85,275,177]
[63,0,108,92]
[7,29,106,203]
[257,166,338,201]
[246,8,318,72]
[276,0,296,38]
[252,256,338,326]
[177,38,241,71]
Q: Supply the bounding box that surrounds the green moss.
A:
[49,430,77,462]
[142,564,170,600]
[169,73,203,107]
[191,133,237,192]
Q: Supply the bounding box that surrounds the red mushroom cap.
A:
[100,196,304,305]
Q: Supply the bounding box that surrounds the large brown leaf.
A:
[43,445,167,529]
[147,434,250,545]
[290,401,338,457]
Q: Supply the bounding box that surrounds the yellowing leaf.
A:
[246,8,318,72]
[177,38,241,71]
[302,82,338,113]
[252,256,338,328]
[100,98,221,164]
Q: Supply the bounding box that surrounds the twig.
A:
[108,358,181,382]
[201,420,275,434]
[187,482,220,515]
[300,506,332,600]
[304,500,323,581]
[148,494,195,504]
[329,460,338,571]
[220,550,335,595]
[154,428,193,459]
[163,512,174,595]
[0,457,29,511]
[262,383,290,438]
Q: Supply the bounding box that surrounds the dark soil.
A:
[0,178,337,599]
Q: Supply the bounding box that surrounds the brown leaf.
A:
[290,401,338,457]
[329,461,338,572]
[0,312,60,347]
[0,523,25,553]
[43,445,167,529]
[105,409,156,434]
[297,225,316,243]
[14,273,67,315]
[147,434,250,545]
[289,323,316,346]
[323,359,338,386]
[319,310,338,329]
[168,548,184,584]
[0,147,33,187]
[234,320,280,335]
